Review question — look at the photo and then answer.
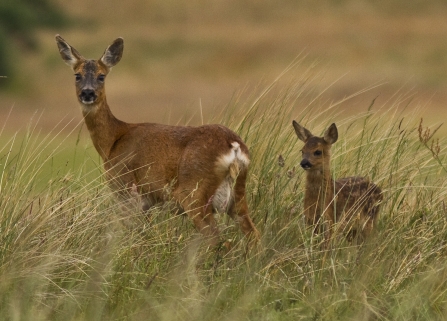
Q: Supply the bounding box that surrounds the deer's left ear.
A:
[323,123,338,144]
[100,38,124,68]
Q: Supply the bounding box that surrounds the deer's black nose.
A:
[80,89,97,103]
[300,159,312,170]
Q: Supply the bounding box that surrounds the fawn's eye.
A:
[314,150,322,156]
[74,73,81,82]
[97,74,105,82]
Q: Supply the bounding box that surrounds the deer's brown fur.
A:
[56,35,259,246]
[293,121,382,242]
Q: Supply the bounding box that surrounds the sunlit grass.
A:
[0,119,100,192]
[0,74,446,320]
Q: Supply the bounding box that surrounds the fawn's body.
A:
[293,121,382,242]
[56,35,259,246]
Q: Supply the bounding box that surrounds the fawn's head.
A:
[55,35,123,107]
[292,121,338,171]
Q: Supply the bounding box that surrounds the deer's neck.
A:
[81,100,128,160]
[304,166,335,222]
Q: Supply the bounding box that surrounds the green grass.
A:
[0,120,101,192]
[0,75,446,320]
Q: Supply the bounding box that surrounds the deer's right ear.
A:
[55,35,83,69]
[292,120,312,142]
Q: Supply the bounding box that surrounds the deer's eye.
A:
[74,73,81,82]
[314,150,322,156]
[97,74,105,82]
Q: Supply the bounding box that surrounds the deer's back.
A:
[105,122,249,195]
[334,176,382,221]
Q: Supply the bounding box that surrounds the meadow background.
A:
[1,0,447,320]
[2,0,447,132]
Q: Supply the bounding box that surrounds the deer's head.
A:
[292,121,338,171]
[55,35,123,107]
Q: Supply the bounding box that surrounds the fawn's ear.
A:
[55,34,84,69]
[292,120,312,142]
[323,123,338,144]
[100,38,124,68]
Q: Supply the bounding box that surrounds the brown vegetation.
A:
[1,1,447,135]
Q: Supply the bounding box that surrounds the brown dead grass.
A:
[1,0,447,135]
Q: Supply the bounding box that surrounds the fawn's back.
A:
[334,176,382,239]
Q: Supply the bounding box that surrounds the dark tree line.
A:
[0,0,69,87]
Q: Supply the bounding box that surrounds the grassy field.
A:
[0,118,100,191]
[1,1,447,319]
[0,72,446,320]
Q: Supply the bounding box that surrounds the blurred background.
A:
[1,0,447,134]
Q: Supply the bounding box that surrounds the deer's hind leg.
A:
[358,189,382,242]
[173,180,221,247]
[224,169,259,240]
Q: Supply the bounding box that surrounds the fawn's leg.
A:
[357,215,375,244]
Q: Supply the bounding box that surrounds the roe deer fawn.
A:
[292,121,382,243]
[55,35,259,246]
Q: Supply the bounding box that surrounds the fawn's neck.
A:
[304,165,335,221]
[81,99,128,160]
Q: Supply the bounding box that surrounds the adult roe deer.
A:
[55,35,259,246]
[292,121,382,243]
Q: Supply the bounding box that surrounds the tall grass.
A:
[0,73,446,320]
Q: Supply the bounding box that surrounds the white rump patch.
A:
[213,142,249,213]
[215,142,250,173]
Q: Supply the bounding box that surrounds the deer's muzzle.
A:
[79,89,97,104]
[300,159,312,170]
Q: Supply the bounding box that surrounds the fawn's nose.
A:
[300,159,312,170]
[80,89,97,104]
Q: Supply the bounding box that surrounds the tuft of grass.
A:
[0,71,446,320]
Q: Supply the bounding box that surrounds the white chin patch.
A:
[81,100,95,105]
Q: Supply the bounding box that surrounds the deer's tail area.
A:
[212,142,250,213]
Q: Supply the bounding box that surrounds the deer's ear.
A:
[100,38,124,68]
[55,35,83,69]
[324,123,338,144]
[292,120,312,142]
